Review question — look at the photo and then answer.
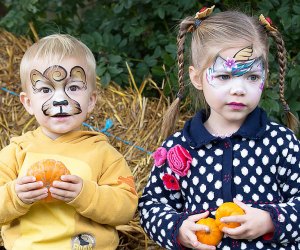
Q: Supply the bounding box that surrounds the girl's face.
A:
[20,57,97,140]
[189,45,266,127]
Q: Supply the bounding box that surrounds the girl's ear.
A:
[20,92,34,115]
[87,90,97,113]
[189,66,203,90]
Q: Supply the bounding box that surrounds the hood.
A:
[11,127,108,145]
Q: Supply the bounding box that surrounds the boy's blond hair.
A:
[20,34,96,91]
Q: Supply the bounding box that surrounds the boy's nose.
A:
[53,100,69,106]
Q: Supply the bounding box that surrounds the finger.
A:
[16,181,44,192]
[221,215,244,224]
[50,193,72,202]
[19,188,48,201]
[190,223,210,233]
[184,230,200,248]
[233,198,248,211]
[187,211,209,222]
[52,180,75,190]
[16,176,36,185]
[222,226,243,236]
[60,175,81,183]
[193,243,216,250]
[49,187,75,198]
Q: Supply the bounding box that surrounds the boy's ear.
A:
[189,66,203,90]
[19,92,34,115]
[87,90,97,113]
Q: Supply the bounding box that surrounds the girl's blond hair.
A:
[162,10,298,137]
[20,34,96,91]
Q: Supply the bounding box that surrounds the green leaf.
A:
[101,72,111,86]
[108,55,122,64]
[96,65,106,76]
[108,66,123,75]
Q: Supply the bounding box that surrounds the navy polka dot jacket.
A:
[138,107,300,249]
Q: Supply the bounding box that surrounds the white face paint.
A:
[206,47,266,91]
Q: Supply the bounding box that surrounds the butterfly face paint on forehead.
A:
[206,46,266,90]
[29,65,87,117]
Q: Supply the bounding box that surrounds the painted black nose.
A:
[53,100,68,106]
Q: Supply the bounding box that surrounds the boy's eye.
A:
[41,87,52,93]
[68,85,80,91]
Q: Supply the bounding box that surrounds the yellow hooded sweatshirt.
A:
[0,127,138,250]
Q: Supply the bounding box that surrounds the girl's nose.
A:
[229,79,246,95]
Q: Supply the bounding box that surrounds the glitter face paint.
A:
[206,46,266,90]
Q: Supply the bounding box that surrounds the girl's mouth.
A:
[227,102,246,110]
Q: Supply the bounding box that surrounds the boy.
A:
[0,34,138,250]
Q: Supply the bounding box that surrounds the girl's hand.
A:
[178,211,216,250]
[220,199,275,240]
[15,176,48,204]
[50,175,83,202]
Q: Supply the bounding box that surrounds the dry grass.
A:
[0,29,193,249]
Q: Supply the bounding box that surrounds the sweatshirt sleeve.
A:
[0,143,32,225]
[68,154,138,226]
[138,147,188,250]
[258,132,300,245]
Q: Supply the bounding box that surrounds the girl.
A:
[138,6,300,250]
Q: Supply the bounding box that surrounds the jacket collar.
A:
[183,107,268,148]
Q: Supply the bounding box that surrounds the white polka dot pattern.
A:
[138,108,300,249]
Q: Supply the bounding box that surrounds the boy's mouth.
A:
[51,113,71,118]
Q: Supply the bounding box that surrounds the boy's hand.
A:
[15,176,48,204]
[220,199,275,240]
[178,211,216,250]
[50,175,83,202]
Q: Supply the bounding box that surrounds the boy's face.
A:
[20,57,96,139]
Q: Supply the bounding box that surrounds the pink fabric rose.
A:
[152,147,167,167]
[167,145,192,176]
[162,174,180,190]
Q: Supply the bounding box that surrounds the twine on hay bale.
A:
[0,29,192,249]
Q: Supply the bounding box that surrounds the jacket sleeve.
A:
[138,152,188,249]
[68,153,138,226]
[0,143,32,226]
[258,132,300,245]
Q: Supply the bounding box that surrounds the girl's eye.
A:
[248,75,260,81]
[217,75,231,80]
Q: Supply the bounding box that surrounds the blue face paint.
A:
[206,47,266,90]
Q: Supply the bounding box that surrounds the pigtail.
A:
[268,30,299,133]
[161,18,194,138]
[161,6,216,138]
[259,14,299,133]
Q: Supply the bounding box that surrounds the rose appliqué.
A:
[167,145,192,176]
[152,147,167,167]
[162,174,180,190]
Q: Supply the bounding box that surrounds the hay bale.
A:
[0,29,192,249]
